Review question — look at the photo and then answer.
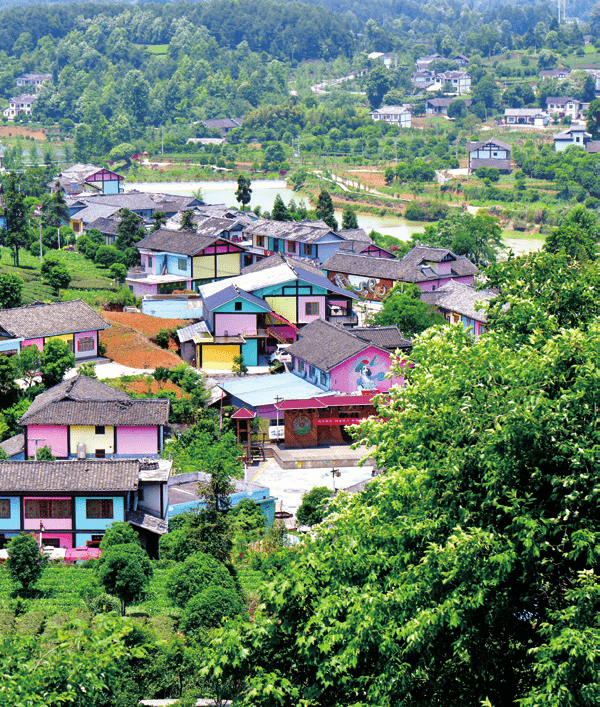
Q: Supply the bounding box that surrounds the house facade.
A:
[546,97,581,120]
[3,94,37,118]
[420,280,497,338]
[0,458,169,553]
[51,164,125,196]
[467,138,512,173]
[426,97,472,115]
[504,108,549,126]
[129,228,247,296]
[370,105,412,128]
[0,299,108,360]
[432,71,472,94]
[19,375,170,460]
[15,73,52,91]
[553,126,600,153]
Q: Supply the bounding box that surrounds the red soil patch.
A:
[102,311,187,337]
[100,322,184,369]
[116,379,186,398]
[0,126,46,140]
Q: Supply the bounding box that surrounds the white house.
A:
[3,94,37,118]
[504,108,549,127]
[15,73,52,92]
[467,138,512,173]
[431,71,472,95]
[546,97,581,120]
[370,105,412,128]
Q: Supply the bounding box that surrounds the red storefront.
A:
[277,392,377,449]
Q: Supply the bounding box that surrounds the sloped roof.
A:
[322,252,404,280]
[286,318,376,371]
[467,138,512,152]
[546,96,579,105]
[351,326,412,350]
[71,204,120,224]
[136,229,223,256]
[0,433,24,458]
[194,216,245,238]
[395,246,479,283]
[77,191,156,211]
[419,280,497,322]
[0,460,139,492]
[244,218,340,244]
[0,300,109,339]
[241,252,325,277]
[338,228,372,243]
[203,285,272,312]
[87,216,120,235]
[19,375,170,426]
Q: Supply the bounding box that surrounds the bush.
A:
[296,486,333,526]
[109,263,127,284]
[180,586,246,634]
[167,552,236,608]
[100,522,141,550]
[96,542,152,614]
[6,534,47,593]
[95,245,126,268]
[87,592,121,615]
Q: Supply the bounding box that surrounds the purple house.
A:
[394,246,479,292]
[18,375,170,460]
[420,280,498,338]
[0,299,109,359]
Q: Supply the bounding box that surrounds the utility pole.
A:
[330,465,341,492]
[34,205,43,264]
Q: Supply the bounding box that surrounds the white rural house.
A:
[3,94,37,118]
[370,105,412,128]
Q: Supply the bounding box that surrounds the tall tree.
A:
[0,273,23,309]
[40,339,75,387]
[41,185,68,229]
[271,193,290,221]
[316,189,338,231]
[235,174,252,211]
[544,204,599,260]
[3,172,30,267]
[115,208,145,267]
[341,205,358,230]
[6,534,47,594]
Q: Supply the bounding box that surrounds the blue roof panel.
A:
[219,372,326,408]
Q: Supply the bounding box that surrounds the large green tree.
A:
[235,174,252,211]
[316,189,338,231]
[0,273,23,309]
[206,255,600,707]
[40,338,76,387]
[3,172,30,267]
[372,283,446,335]
[6,533,47,593]
[97,542,152,615]
[543,204,598,260]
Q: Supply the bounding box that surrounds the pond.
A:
[126,180,544,255]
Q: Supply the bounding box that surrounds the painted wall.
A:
[24,496,72,530]
[216,253,241,278]
[298,296,326,324]
[193,255,215,279]
[215,313,257,337]
[75,496,125,531]
[330,273,392,302]
[70,426,114,456]
[27,424,68,458]
[116,426,158,456]
[201,344,240,370]
[141,297,204,319]
[23,337,44,351]
[138,483,163,517]
[329,346,404,393]
[130,280,158,297]
[38,532,73,549]
[166,253,191,278]
[74,330,98,359]
[0,497,21,530]
[265,296,297,323]
[241,338,258,366]
[0,338,21,354]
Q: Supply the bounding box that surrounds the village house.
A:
[425,97,472,115]
[369,105,412,128]
[201,117,243,136]
[540,68,570,80]
[3,93,37,118]
[0,458,170,555]
[368,52,397,69]
[467,137,512,173]
[546,97,581,120]
[15,73,52,91]
[411,70,436,90]
[323,247,478,297]
[18,375,170,460]
[415,53,444,71]
[0,299,108,360]
[50,164,125,196]
[431,71,472,94]
[454,53,469,67]
[553,125,600,153]
[419,280,497,338]
[337,228,394,257]
[127,228,248,297]
[504,108,550,127]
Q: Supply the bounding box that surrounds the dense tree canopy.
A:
[206,253,600,706]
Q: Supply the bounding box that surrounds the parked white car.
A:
[270,344,292,364]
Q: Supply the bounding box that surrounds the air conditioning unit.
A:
[77,443,86,459]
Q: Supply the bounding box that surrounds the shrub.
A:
[296,486,334,526]
[180,586,246,634]
[167,552,236,608]
[95,245,126,268]
[6,534,47,593]
[100,522,141,550]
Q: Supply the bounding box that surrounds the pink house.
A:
[286,319,411,394]
[420,280,498,338]
[19,375,170,460]
[397,246,479,292]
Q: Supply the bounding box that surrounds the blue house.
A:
[168,471,277,526]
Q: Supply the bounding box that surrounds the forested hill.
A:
[0,0,354,60]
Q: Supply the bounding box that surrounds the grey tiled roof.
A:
[0,433,24,458]
[323,252,404,280]
[244,218,339,244]
[351,326,412,351]
[241,252,325,277]
[287,318,374,371]
[419,280,497,322]
[136,229,223,256]
[338,228,372,243]
[467,138,512,152]
[87,216,120,235]
[396,247,479,283]
[127,509,168,534]
[76,191,156,211]
[0,460,140,492]
[71,204,120,223]
[0,299,109,339]
[469,158,511,171]
[194,216,245,238]
[19,375,170,426]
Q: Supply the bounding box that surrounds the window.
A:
[0,500,10,518]
[256,236,265,247]
[234,301,242,311]
[138,487,145,502]
[78,337,94,352]
[288,241,296,253]
[305,302,319,316]
[309,365,315,378]
[86,499,113,519]
[148,256,153,269]
[95,449,105,459]
[178,258,187,271]
[25,499,71,519]
[304,244,314,257]
[95,426,105,435]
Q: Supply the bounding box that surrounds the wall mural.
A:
[292,415,312,436]
[332,273,389,301]
[355,355,387,391]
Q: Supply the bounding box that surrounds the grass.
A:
[0,247,118,304]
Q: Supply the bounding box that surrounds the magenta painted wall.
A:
[438,261,452,275]
[24,497,72,530]
[23,338,44,350]
[39,532,73,548]
[215,244,230,254]
[131,281,158,297]
[74,330,97,359]
[329,347,404,393]
[116,426,158,455]
[27,425,68,458]
[215,313,257,337]
[298,296,326,324]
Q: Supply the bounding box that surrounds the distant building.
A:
[15,73,52,91]
[546,97,581,120]
[553,125,600,153]
[431,71,472,94]
[426,97,472,115]
[504,108,549,127]
[420,280,498,338]
[201,118,243,137]
[50,164,125,196]
[369,105,412,128]
[467,138,512,173]
[415,53,444,71]
[3,93,37,118]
